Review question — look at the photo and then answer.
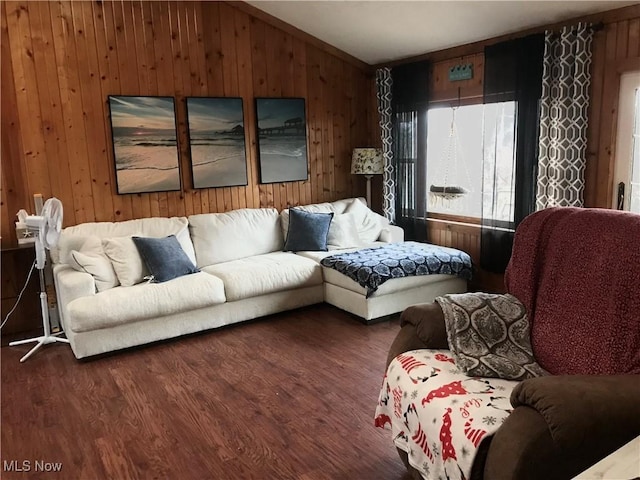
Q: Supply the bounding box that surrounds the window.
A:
[426,102,516,221]
[613,71,640,213]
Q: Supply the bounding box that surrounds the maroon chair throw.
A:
[505,207,640,376]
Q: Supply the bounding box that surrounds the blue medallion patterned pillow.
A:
[132,235,199,283]
[284,209,334,252]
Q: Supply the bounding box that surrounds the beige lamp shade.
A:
[351,148,384,175]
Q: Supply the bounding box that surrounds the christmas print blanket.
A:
[375,350,518,480]
[320,242,472,297]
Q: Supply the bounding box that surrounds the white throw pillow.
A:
[55,234,97,265]
[327,213,362,248]
[175,225,197,266]
[345,198,384,243]
[102,236,149,287]
[68,250,120,292]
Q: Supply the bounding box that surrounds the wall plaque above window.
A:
[448,64,473,82]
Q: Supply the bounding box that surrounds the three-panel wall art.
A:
[107,95,309,195]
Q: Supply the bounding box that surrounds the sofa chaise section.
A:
[285,198,468,322]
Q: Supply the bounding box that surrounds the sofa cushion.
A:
[327,212,362,248]
[68,249,119,292]
[345,198,385,243]
[202,252,322,302]
[133,235,199,283]
[53,217,196,266]
[188,208,282,268]
[66,272,225,333]
[284,209,333,252]
[103,236,150,287]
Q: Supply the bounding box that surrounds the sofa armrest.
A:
[482,375,640,480]
[54,265,95,328]
[387,302,448,368]
[379,225,404,243]
[511,375,640,449]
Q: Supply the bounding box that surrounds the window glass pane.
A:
[426,105,483,217]
[426,102,516,220]
[482,102,517,223]
[397,112,418,216]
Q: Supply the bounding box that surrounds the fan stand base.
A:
[9,269,70,363]
[9,333,70,363]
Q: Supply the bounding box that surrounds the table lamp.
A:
[351,148,383,207]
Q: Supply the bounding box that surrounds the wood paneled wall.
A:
[427,219,506,293]
[0,1,375,247]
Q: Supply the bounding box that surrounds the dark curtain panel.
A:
[391,61,430,242]
[481,34,544,272]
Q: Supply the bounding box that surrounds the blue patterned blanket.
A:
[320,242,472,297]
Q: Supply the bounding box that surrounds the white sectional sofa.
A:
[52,198,467,359]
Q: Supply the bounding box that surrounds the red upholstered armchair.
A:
[379,207,640,480]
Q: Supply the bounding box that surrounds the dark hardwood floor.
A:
[1,304,413,480]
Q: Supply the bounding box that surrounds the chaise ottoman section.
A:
[324,275,467,321]
[66,272,226,333]
[298,243,469,322]
[202,252,322,302]
[323,268,463,297]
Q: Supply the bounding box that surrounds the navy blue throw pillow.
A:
[284,209,334,252]
[132,235,199,283]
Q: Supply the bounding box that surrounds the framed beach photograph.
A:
[107,95,181,194]
[255,98,308,183]
[185,97,248,188]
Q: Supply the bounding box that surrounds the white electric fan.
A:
[9,197,70,362]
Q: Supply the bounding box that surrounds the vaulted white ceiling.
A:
[247,1,637,64]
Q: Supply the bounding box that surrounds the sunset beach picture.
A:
[108,96,181,194]
[186,97,247,188]
[255,98,308,183]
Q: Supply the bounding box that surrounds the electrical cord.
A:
[1,259,37,330]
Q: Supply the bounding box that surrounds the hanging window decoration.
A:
[429,106,471,207]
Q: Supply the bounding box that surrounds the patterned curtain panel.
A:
[376,68,394,223]
[536,23,594,209]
